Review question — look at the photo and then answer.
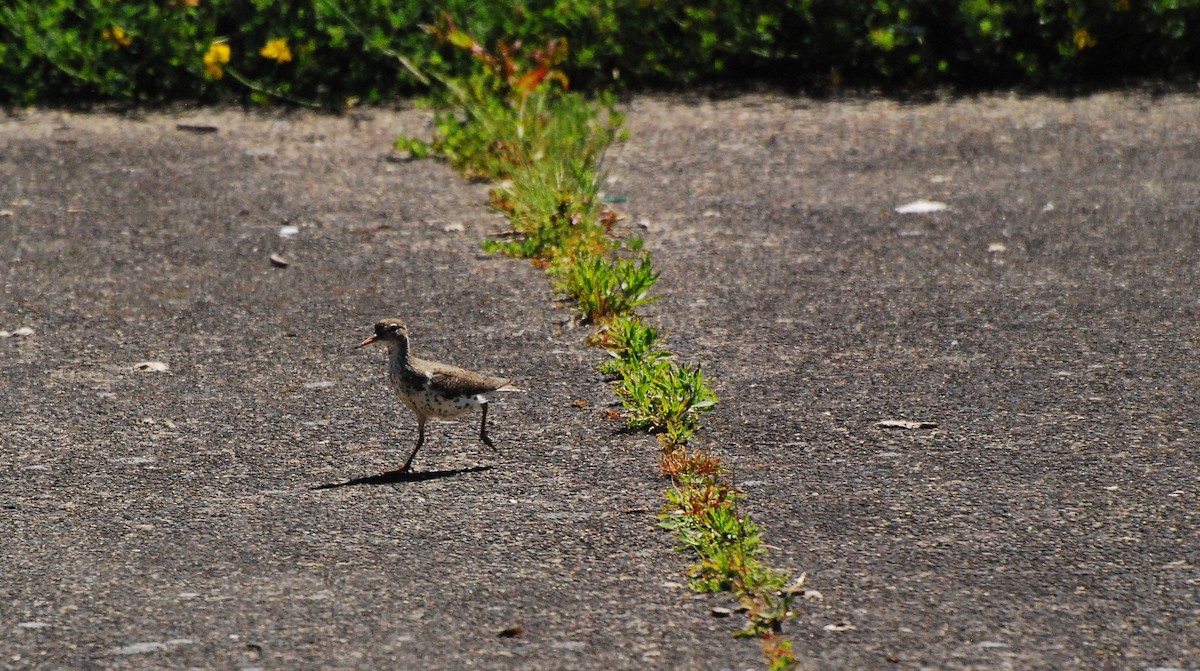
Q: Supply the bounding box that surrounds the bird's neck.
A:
[387,338,413,371]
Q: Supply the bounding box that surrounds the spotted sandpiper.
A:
[356,318,523,473]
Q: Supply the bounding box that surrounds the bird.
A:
[356,317,523,474]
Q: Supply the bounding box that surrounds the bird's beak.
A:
[355,335,380,349]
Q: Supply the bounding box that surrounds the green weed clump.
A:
[663,482,780,593]
[392,14,625,266]
[595,314,666,375]
[481,160,615,261]
[397,26,620,182]
[615,359,717,447]
[0,0,214,105]
[551,250,659,325]
[661,471,800,667]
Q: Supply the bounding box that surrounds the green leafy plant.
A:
[395,14,621,181]
[0,0,212,105]
[661,473,799,666]
[4,1,1200,106]
[595,314,666,375]
[551,250,659,324]
[482,159,615,261]
[615,359,716,446]
[762,632,799,671]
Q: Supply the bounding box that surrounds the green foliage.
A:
[661,475,796,636]
[596,314,666,375]
[3,1,1198,106]
[390,19,624,264]
[476,102,620,260]
[762,634,800,671]
[482,177,612,261]
[666,501,764,593]
[789,0,1200,88]
[396,18,579,178]
[615,358,717,446]
[551,250,659,324]
[0,0,211,105]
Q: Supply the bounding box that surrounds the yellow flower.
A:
[102,25,132,49]
[259,38,292,64]
[203,41,231,79]
[1073,28,1097,50]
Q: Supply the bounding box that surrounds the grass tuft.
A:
[615,359,717,447]
[550,249,659,324]
[594,313,666,374]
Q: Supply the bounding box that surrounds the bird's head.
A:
[356,318,408,349]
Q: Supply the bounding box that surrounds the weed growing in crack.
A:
[482,160,616,262]
[761,632,799,671]
[659,444,723,480]
[395,15,797,670]
[594,313,666,375]
[615,359,717,446]
[550,250,659,324]
[395,14,623,184]
[661,471,799,669]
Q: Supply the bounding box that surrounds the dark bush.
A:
[1,0,1196,107]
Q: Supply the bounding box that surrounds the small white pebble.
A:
[895,199,948,214]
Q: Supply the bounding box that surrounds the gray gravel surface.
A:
[0,109,751,670]
[612,93,1200,670]
[3,93,1199,670]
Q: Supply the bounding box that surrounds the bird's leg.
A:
[479,402,495,449]
[386,416,425,474]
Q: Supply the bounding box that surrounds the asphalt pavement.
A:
[2,93,1198,670]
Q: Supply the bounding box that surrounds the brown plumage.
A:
[356,318,523,473]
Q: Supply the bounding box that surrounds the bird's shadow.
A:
[311,465,492,490]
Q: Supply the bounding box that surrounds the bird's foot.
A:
[382,465,414,476]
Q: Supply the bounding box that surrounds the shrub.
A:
[4,1,1198,106]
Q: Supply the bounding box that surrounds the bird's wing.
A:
[423,363,511,398]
